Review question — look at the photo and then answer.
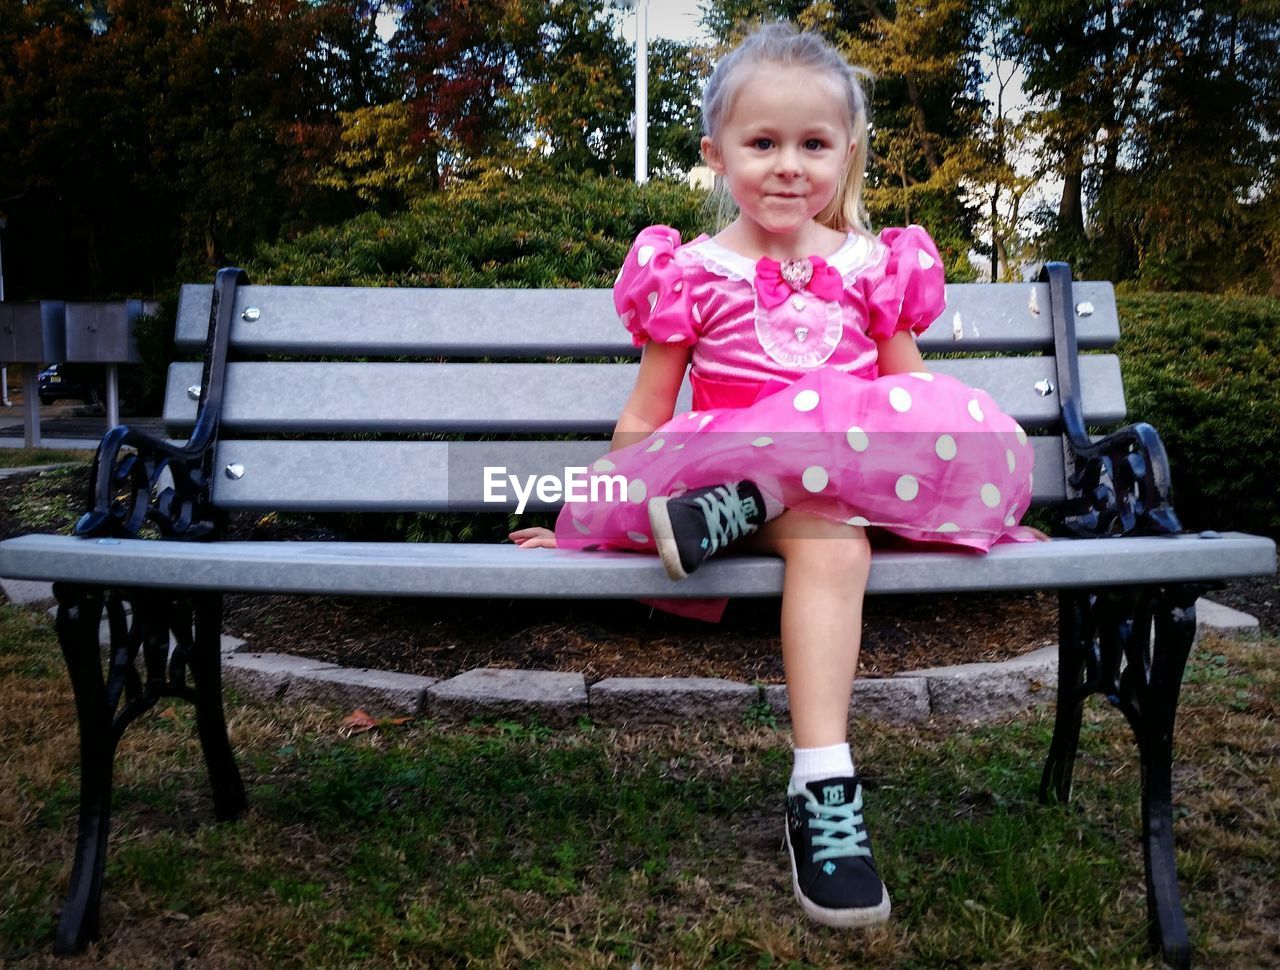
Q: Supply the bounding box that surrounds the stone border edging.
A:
[2,574,1261,728]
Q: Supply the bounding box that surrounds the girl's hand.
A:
[509,527,557,549]
[1027,527,1052,542]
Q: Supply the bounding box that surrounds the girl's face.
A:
[701,64,855,248]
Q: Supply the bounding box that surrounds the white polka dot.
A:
[889,387,913,412]
[698,414,714,429]
[686,411,699,420]
[1015,424,1027,445]
[1004,514,1017,527]
[896,475,919,501]
[938,522,960,533]
[802,466,829,492]
[967,399,985,422]
[627,479,648,503]
[615,267,625,285]
[846,516,870,527]
[846,427,869,452]
[646,291,658,311]
[665,333,686,343]
[645,438,664,452]
[672,280,683,292]
[909,371,934,381]
[627,531,649,544]
[1006,449,1016,472]
[593,458,616,472]
[672,443,686,450]
[692,303,703,324]
[573,518,591,534]
[980,483,1001,508]
[917,250,936,270]
[636,244,655,267]
[793,389,820,412]
[752,436,774,447]
[934,434,957,460]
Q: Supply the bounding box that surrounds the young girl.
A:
[510,21,1038,929]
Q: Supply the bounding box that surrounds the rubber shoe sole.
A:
[647,496,690,581]
[785,820,891,928]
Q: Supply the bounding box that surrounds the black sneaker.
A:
[648,480,767,581]
[785,776,890,928]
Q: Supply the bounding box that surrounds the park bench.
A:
[0,263,1274,966]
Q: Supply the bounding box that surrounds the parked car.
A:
[38,363,102,406]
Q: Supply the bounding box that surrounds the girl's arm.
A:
[610,341,690,450]
[875,330,927,376]
[510,342,688,549]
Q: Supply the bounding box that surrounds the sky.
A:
[612,0,715,45]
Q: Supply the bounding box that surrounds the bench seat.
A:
[2,531,1272,598]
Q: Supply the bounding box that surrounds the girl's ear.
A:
[701,135,725,175]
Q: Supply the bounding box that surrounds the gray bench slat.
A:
[1,532,1272,597]
[174,281,1119,355]
[208,436,1072,511]
[164,356,1126,433]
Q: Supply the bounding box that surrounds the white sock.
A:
[752,476,785,521]
[790,742,855,789]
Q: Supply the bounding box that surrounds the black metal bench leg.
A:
[1128,587,1198,970]
[1041,590,1092,803]
[51,584,114,955]
[184,593,247,821]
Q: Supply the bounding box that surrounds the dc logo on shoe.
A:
[822,785,845,806]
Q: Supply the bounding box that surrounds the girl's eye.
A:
[753,138,773,150]
[804,139,825,151]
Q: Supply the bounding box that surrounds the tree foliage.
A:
[0,0,1275,298]
[1002,0,1279,291]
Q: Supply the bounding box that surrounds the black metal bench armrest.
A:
[1038,262,1181,539]
[76,422,220,539]
[76,268,247,541]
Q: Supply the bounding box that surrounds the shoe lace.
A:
[806,785,872,863]
[693,483,758,555]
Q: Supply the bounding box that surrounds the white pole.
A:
[634,0,648,184]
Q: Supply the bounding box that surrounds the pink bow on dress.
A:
[755,255,844,309]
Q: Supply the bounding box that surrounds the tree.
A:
[1004,0,1279,291]
[0,0,391,295]
[514,0,633,177]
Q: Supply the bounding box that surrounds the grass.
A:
[0,448,93,470]
[0,600,1276,968]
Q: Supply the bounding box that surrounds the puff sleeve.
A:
[863,225,946,342]
[613,225,698,347]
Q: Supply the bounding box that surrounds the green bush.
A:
[250,172,710,288]
[1115,291,1280,537]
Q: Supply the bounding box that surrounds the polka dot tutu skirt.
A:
[554,367,1037,555]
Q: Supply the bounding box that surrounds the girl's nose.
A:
[774,147,803,177]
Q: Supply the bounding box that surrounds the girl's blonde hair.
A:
[701,21,874,239]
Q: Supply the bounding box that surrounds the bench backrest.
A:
[165,281,1121,514]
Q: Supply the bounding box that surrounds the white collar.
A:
[685,232,877,283]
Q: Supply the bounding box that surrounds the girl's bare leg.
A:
[740,510,870,747]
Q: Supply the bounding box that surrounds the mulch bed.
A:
[3,464,1274,683]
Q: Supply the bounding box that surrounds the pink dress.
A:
[553,224,1038,621]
